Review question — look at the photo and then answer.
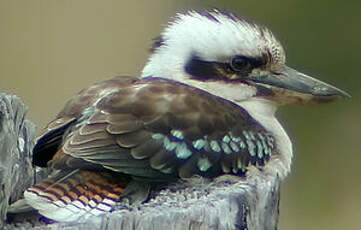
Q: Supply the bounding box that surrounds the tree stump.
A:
[0,93,281,230]
[0,93,36,229]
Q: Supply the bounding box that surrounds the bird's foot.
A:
[212,174,243,185]
[119,180,152,206]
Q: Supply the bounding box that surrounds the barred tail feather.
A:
[24,169,129,223]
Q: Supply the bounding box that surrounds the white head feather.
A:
[142,10,285,81]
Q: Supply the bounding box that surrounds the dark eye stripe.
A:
[184,55,226,80]
[185,54,266,81]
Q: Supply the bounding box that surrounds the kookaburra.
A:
[15,10,349,222]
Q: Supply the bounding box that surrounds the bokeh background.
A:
[0,0,360,229]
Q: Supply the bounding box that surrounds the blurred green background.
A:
[0,0,360,229]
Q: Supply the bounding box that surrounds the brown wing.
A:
[34,77,276,182]
[33,76,138,167]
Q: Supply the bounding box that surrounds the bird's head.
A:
[142,10,349,108]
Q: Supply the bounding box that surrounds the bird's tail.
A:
[23,169,130,223]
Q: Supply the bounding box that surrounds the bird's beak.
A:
[250,65,351,105]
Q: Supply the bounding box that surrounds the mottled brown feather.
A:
[33,76,275,182]
[26,170,130,211]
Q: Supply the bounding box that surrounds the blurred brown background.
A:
[0,0,360,229]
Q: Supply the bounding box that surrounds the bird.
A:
[10,9,349,223]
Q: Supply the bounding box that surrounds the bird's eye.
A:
[230,56,252,72]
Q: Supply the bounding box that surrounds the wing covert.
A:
[49,78,276,181]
